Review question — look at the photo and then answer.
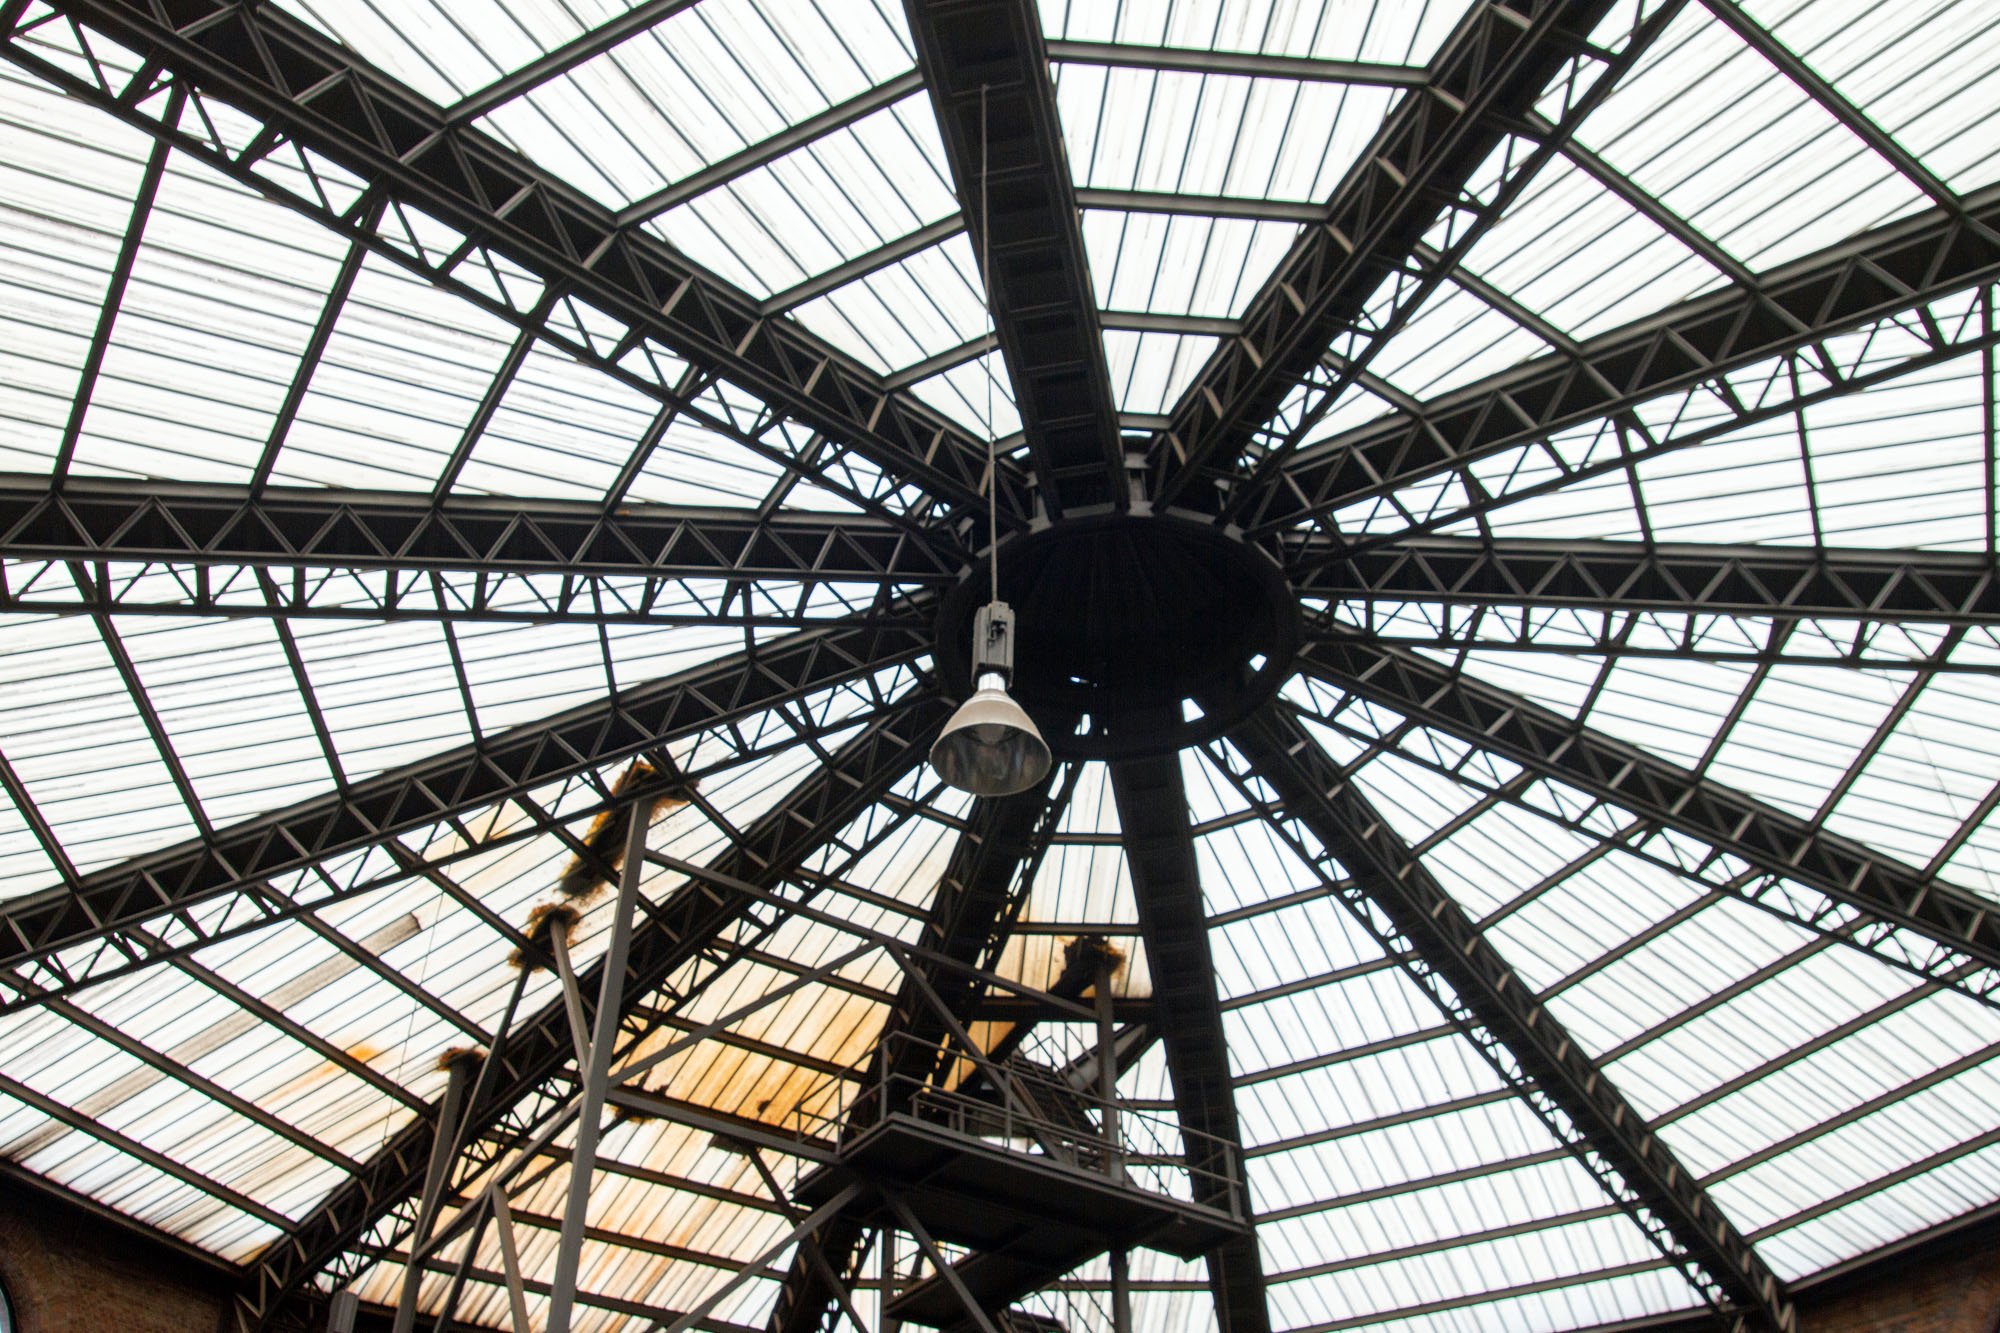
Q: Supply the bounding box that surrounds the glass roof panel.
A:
[1038,0,1469,73]
[1572,2,1929,271]
[1085,210,1301,319]
[1054,65,1402,201]
[275,0,628,105]
[648,96,954,304]
[1741,0,2000,192]
[264,254,520,493]
[0,614,200,888]
[1104,329,1219,415]
[790,233,988,376]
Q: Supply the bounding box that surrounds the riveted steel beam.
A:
[905,0,1128,515]
[1111,739,1268,1333]
[0,476,960,626]
[1292,636,2000,999]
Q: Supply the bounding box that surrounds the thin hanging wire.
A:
[982,82,999,609]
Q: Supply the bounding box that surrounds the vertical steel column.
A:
[326,1290,358,1333]
[1095,950,1120,1181]
[547,794,653,1331]
[393,1053,476,1333]
[1110,1250,1132,1333]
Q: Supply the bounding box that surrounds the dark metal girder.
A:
[19,0,1028,529]
[0,475,960,623]
[1045,39,1427,88]
[1145,0,1638,508]
[1110,739,1269,1333]
[0,616,929,1011]
[1263,183,2000,541]
[1292,636,2000,997]
[904,0,1127,515]
[1294,535,2000,625]
[1223,706,1795,1329]
[238,697,949,1331]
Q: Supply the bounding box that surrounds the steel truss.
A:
[1111,740,1269,1333]
[1147,0,1679,509]
[0,477,954,626]
[1292,637,2000,1001]
[1220,705,1795,1331]
[0,617,929,1010]
[1259,187,2000,541]
[239,698,952,1332]
[1,0,1035,532]
[905,0,1127,515]
[1,0,1997,1328]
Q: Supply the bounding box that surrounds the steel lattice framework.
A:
[2,1,1999,1332]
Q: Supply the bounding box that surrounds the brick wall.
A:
[0,1176,230,1333]
[1799,1233,2000,1333]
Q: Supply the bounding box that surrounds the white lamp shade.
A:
[930,683,1052,797]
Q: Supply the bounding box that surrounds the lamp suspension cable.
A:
[983,81,998,609]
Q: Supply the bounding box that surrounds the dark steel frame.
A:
[1,0,1997,1330]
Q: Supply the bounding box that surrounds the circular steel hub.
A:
[937,513,1299,760]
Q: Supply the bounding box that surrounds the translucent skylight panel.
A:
[285,620,474,781]
[1742,0,2000,192]
[1085,210,1300,318]
[653,98,955,303]
[1623,355,1991,549]
[1224,957,1444,1089]
[1039,0,1471,67]
[478,0,916,212]
[1104,329,1218,414]
[791,233,987,374]
[59,154,347,485]
[446,343,655,501]
[0,615,200,885]
[1057,66,1400,203]
[0,65,154,473]
[1265,1214,1688,1333]
[1364,278,1554,400]
[1454,152,1732,343]
[276,0,616,105]
[1755,1140,2000,1280]
[1022,763,1134,924]
[105,616,333,827]
[1573,3,1928,272]
[1821,672,2000,885]
[1702,667,1907,820]
[267,255,519,492]
[907,348,1022,441]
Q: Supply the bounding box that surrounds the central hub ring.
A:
[937,513,1300,760]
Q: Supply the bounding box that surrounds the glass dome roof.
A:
[0,1,1998,1331]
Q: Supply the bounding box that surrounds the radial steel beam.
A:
[904,0,1127,515]
[1294,536,2000,625]
[0,615,929,1010]
[1223,705,1795,1330]
[0,476,959,625]
[13,1,1028,530]
[236,696,950,1332]
[1110,739,1268,1333]
[1292,636,2000,998]
[1145,0,1656,510]
[1262,183,2000,541]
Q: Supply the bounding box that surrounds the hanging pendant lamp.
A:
[930,84,1051,800]
[931,602,1050,797]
